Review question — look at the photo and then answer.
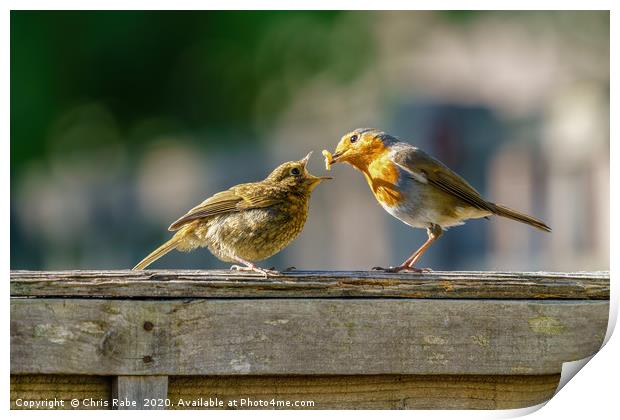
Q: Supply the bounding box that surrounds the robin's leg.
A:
[406,224,443,270]
[373,224,443,273]
[230,255,280,277]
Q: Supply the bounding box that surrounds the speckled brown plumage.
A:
[133,153,330,275]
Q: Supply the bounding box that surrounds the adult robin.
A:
[133,152,331,275]
[325,128,550,272]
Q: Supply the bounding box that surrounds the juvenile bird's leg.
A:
[373,224,443,273]
[230,255,280,277]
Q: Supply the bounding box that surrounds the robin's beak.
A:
[330,141,351,164]
[329,150,344,164]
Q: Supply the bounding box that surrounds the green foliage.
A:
[11,11,375,169]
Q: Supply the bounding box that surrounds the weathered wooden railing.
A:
[10,270,610,410]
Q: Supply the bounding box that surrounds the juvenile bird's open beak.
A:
[305,173,332,191]
[300,150,331,187]
[300,150,331,185]
[301,151,313,168]
[307,174,333,183]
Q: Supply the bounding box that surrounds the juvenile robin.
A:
[133,152,331,275]
[326,128,550,272]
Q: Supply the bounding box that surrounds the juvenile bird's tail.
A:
[490,203,551,232]
[133,235,182,270]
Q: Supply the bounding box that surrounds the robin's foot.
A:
[230,264,280,277]
[282,266,297,272]
[372,265,432,273]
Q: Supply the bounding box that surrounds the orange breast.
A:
[364,154,402,207]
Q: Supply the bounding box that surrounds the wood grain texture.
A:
[168,374,561,410]
[10,270,610,300]
[10,375,112,410]
[11,298,607,376]
[9,374,560,410]
[112,376,168,410]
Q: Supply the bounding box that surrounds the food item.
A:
[322,150,333,171]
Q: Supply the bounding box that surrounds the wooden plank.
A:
[9,373,560,410]
[112,376,168,410]
[168,374,561,410]
[10,375,111,410]
[10,270,610,300]
[10,298,607,376]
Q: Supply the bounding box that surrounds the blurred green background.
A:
[10,11,609,271]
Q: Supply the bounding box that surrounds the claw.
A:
[230,264,280,278]
[261,268,281,277]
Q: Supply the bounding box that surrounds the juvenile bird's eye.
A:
[290,167,301,176]
[350,134,358,143]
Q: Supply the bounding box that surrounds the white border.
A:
[3,2,616,419]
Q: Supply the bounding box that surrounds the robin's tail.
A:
[133,235,183,270]
[490,203,551,232]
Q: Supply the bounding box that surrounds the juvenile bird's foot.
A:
[230,264,280,278]
[230,255,281,277]
[372,265,432,273]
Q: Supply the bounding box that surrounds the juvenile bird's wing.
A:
[168,183,281,231]
[391,145,494,212]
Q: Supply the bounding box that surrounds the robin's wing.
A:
[391,146,494,212]
[168,185,280,231]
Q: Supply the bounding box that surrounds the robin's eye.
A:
[350,134,358,143]
[290,167,301,176]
